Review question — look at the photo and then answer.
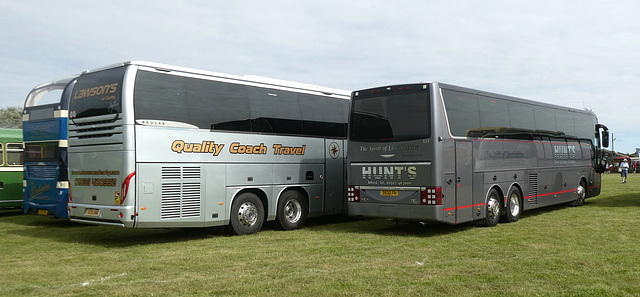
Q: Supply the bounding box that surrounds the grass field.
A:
[1,173,639,296]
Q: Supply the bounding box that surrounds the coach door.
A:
[455,141,474,223]
[323,139,345,215]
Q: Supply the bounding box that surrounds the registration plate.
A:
[380,190,399,196]
[37,209,48,216]
[84,208,100,217]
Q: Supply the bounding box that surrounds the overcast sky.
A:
[1,0,638,153]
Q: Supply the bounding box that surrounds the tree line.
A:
[0,107,23,129]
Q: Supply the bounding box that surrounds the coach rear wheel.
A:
[229,193,265,235]
[502,187,522,223]
[484,189,501,227]
[570,180,587,207]
[276,190,308,230]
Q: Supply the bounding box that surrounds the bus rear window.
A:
[25,144,58,162]
[349,87,430,142]
[69,67,126,119]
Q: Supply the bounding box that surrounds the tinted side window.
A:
[574,113,595,140]
[478,96,509,130]
[135,71,189,124]
[579,139,594,160]
[534,106,556,133]
[247,87,302,135]
[442,89,479,137]
[509,101,535,130]
[135,70,347,137]
[186,77,250,132]
[136,71,252,130]
[555,110,575,137]
[300,94,348,137]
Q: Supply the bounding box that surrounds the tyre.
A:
[229,192,265,235]
[502,187,522,223]
[276,190,308,230]
[570,180,587,207]
[483,188,501,227]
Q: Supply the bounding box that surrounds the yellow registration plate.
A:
[84,208,100,217]
[37,209,48,216]
[380,190,399,196]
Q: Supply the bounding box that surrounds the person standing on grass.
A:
[620,159,629,183]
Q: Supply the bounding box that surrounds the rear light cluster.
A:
[421,187,442,205]
[120,172,136,205]
[347,186,360,202]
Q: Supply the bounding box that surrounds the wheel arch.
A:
[277,186,310,208]
[485,184,505,206]
[507,182,524,207]
[231,188,269,222]
[579,176,588,190]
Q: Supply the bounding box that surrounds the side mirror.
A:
[601,130,609,148]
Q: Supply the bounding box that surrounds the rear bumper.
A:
[68,202,135,227]
[348,202,445,222]
[23,200,69,218]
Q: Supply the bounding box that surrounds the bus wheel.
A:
[276,190,308,230]
[229,193,265,235]
[503,187,522,223]
[570,180,587,207]
[484,189,501,227]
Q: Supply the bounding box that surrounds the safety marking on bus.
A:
[523,189,577,199]
[443,203,486,212]
[443,188,582,212]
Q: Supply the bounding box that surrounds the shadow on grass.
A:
[7,214,231,247]
[303,214,475,237]
[519,203,569,219]
[0,208,24,218]
[588,194,640,208]
[11,195,625,246]
[11,214,359,247]
[304,202,588,237]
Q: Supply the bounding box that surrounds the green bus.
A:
[0,129,24,209]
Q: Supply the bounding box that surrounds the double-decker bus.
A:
[0,129,24,209]
[347,83,609,226]
[22,77,76,218]
[67,61,350,235]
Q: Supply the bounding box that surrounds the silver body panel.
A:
[67,62,349,228]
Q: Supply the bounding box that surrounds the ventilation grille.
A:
[75,125,119,139]
[162,167,181,179]
[70,116,122,140]
[528,173,538,205]
[160,166,201,220]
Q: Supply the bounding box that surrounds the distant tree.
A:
[0,107,23,129]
